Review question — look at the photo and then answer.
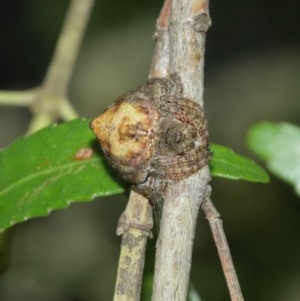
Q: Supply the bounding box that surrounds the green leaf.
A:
[247,122,300,195]
[0,118,125,231]
[0,118,270,231]
[210,143,269,183]
[188,284,202,301]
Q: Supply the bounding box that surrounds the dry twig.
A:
[107,1,245,300]
[151,1,211,299]
[113,191,153,301]
[201,194,245,301]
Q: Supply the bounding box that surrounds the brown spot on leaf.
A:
[74,147,94,160]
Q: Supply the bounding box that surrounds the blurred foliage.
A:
[248,122,300,196]
[0,1,300,301]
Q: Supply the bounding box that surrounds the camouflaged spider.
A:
[90,73,210,202]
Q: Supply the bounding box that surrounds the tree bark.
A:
[151,1,211,300]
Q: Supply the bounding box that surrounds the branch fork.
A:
[115,1,244,301]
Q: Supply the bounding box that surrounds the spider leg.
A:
[161,98,205,127]
[132,176,167,203]
[150,147,209,180]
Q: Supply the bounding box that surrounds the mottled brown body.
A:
[90,74,210,201]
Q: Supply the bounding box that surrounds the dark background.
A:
[0,1,300,300]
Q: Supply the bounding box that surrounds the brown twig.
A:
[151,1,245,300]
[112,2,173,300]
[113,191,153,301]
[151,1,211,300]
[114,1,244,300]
[157,0,172,29]
[149,0,171,79]
[201,195,245,301]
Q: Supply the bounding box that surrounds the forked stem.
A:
[0,0,94,133]
[113,1,172,300]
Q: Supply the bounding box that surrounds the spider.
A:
[90,73,210,202]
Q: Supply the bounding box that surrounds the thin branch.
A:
[0,0,94,133]
[112,2,174,299]
[157,0,172,29]
[42,0,94,95]
[201,196,245,301]
[27,112,56,134]
[149,0,171,78]
[151,0,211,300]
[58,97,79,120]
[113,191,153,301]
[0,89,38,106]
[27,0,94,132]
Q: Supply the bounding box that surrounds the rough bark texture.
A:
[113,191,153,301]
[151,1,211,300]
